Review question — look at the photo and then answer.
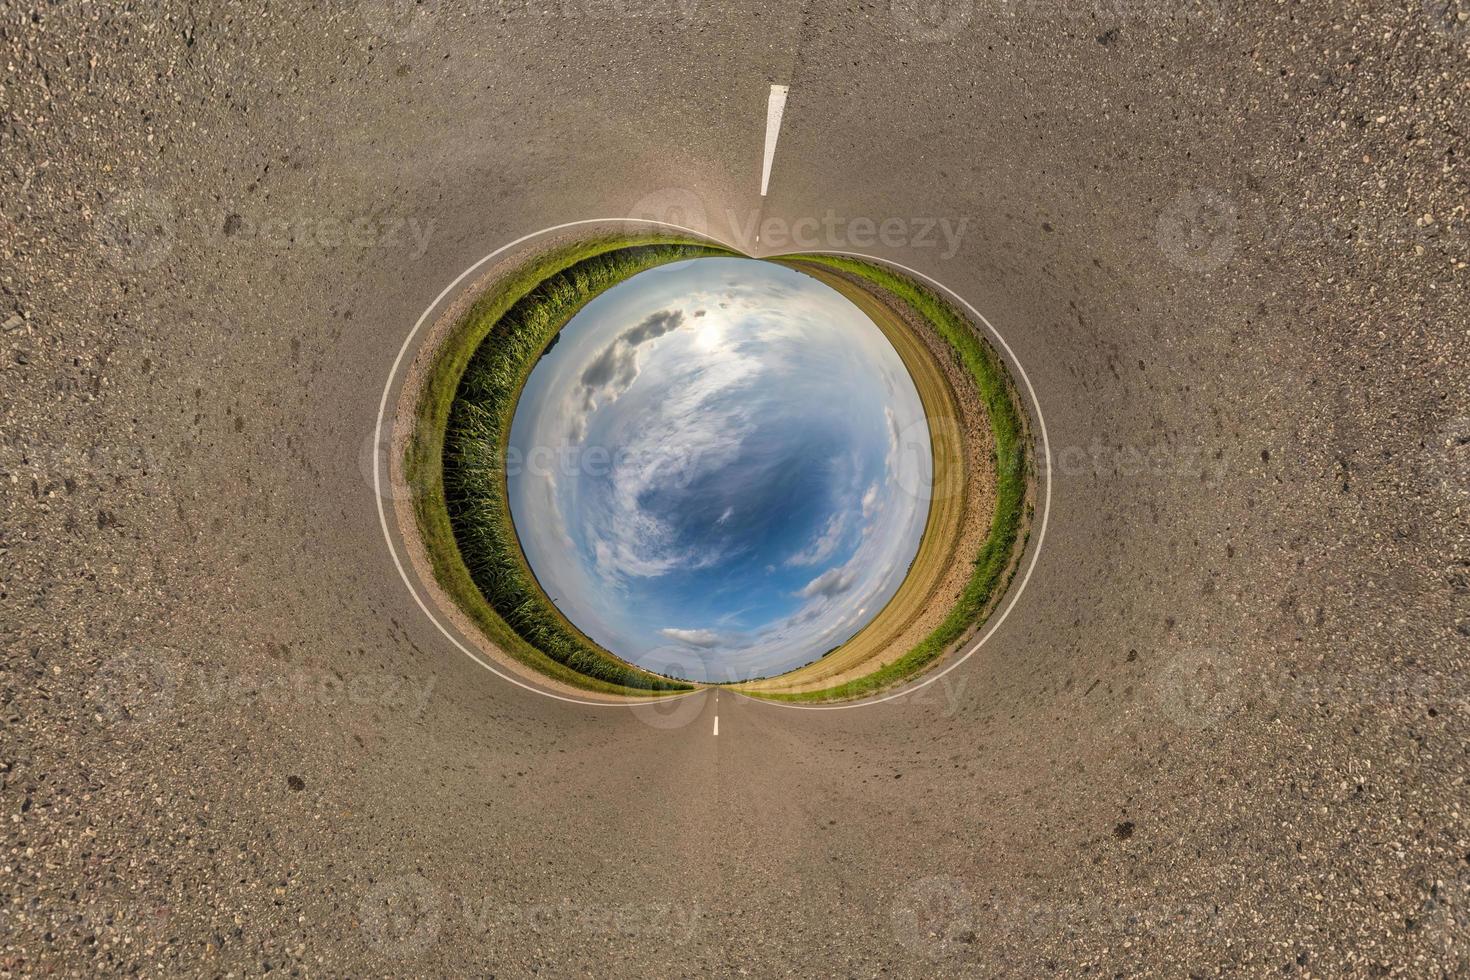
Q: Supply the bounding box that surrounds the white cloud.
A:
[785,512,847,567]
[798,565,858,599]
[884,405,900,474]
[584,352,755,584]
[660,627,721,648]
[505,257,932,681]
[565,308,685,443]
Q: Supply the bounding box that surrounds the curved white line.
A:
[373,219,732,709]
[374,223,1051,713]
[729,249,1054,711]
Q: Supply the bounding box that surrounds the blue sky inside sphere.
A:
[505,257,932,682]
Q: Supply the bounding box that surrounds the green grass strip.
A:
[743,256,1033,703]
[408,236,732,695]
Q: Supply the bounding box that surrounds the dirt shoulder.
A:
[739,262,997,694]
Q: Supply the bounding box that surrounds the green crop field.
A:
[405,236,733,695]
[405,243,1030,702]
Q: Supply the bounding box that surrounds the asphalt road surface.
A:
[4,2,1468,976]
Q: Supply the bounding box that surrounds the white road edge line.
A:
[375,221,1051,713]
[731,249,1054,711]
[374,219,738,709]
[761,84,789,197]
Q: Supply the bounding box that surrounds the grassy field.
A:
[405,236,732,695]
[738,255,1033,703]
[406,244,1030,701]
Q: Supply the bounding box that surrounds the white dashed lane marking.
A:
[761,84,790,197]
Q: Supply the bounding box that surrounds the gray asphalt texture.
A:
[3,1,1468,976]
